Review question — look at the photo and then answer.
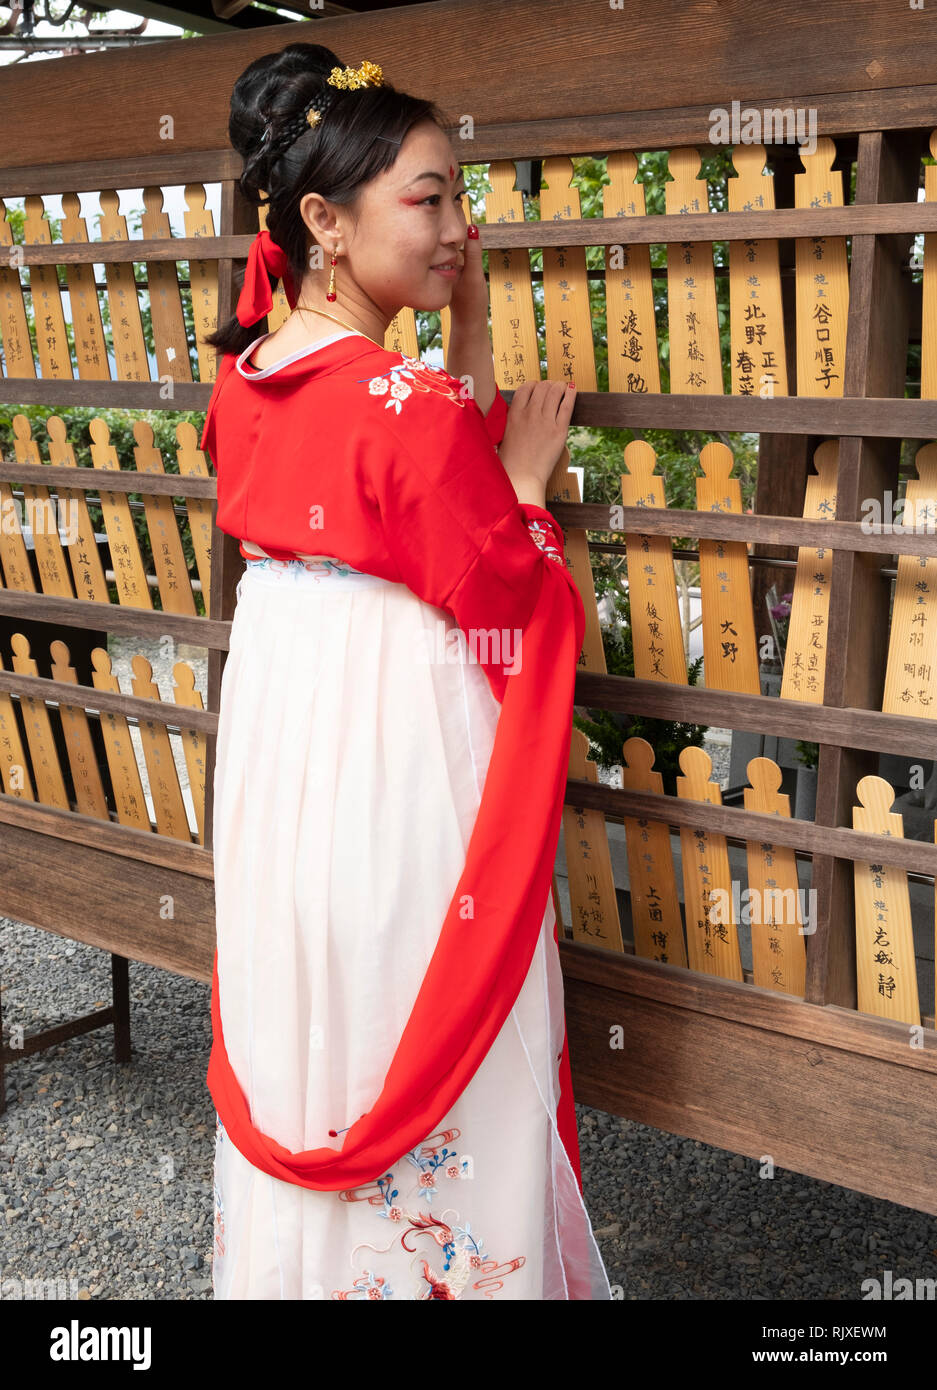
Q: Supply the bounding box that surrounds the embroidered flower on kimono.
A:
[453,1221,487,1262]
[356,1270,392,1300]
[369,369,413,414]
[527,518,565,564]
[340,1139,524,1298]
[399,1142,463,1203]
[333,1269,393,1300]
[359,356,468,416]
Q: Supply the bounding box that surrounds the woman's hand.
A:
[498,380,577,502]
[447,223,489,332]
[444,223,497,415]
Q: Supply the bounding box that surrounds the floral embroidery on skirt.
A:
[330,1127,525,1300]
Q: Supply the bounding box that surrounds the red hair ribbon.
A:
[236,228,298,326]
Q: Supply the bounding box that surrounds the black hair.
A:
[203,42,449,359]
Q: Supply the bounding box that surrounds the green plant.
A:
[795,739,819,770]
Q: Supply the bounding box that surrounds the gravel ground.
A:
[2,914,936,1301]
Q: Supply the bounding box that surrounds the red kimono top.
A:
[201,333,586,1193]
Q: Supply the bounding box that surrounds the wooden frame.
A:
[1,0,936,1213]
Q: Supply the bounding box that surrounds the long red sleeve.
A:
[478,382,508,446]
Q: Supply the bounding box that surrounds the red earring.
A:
[327,252,337,303]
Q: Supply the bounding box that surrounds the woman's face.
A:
[298,119,468,332]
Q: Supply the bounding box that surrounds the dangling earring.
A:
[327,249,338,303]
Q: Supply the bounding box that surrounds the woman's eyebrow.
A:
[406,169,467,188]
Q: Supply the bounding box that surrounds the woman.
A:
[201,40,612,1300]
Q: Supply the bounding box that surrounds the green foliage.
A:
[795,739,819,770]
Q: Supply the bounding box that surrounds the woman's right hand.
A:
[498,380,577,502]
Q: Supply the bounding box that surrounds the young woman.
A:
[201,40,612,1301]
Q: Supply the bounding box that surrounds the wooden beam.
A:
[561,941,937,1216]
[3,0,937,168]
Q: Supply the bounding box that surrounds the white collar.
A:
[235,327,361,379]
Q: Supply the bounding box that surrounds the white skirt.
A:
[210,556,612,1300]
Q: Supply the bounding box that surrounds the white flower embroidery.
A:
[379,366,418,414]
[527,519,565,564]
[360,357,467,415]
